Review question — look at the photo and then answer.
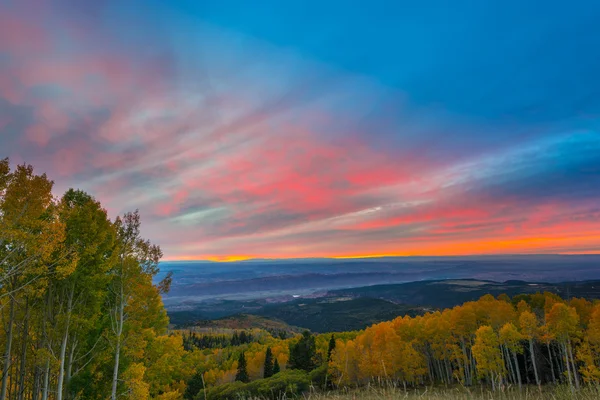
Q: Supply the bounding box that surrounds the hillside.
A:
[169,296,424,332]
[190,314,303,335]
[257,297,423,332]
[330,279,600,308]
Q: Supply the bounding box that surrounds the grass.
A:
[298,385,600,400]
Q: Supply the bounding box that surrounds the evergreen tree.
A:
[184,372,204,400]
[327,334,336,362]
[273,358,281,375]
[235,352,249,383]
[264,347,274,378]
[289,331,317,371]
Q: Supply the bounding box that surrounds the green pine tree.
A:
[235,352,250,383]
[264,347,274,378]
[289,331,317,371]
[327,334,336,362]
[273,358,281,375]
[184,372,204,400]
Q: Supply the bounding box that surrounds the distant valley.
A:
[160,255,600,332]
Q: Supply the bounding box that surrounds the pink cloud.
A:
[0,9,49,57]
[52,138,91,177]
[25,124,52,147]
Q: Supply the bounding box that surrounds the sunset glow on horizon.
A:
[2,0,600,260]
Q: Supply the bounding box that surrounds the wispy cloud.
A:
[1,0,600,259]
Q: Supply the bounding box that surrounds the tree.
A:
[143,333,187,397]
[264,347,274,378]
[579,306,600,383]
[108,210,164,400]
[497,293,511,303]
[519,310,541,386]
[547,303,581,391]
[472,326,504,390]
[122,363,150,400]
[329,340,360,386]
[51,189,116,400]
[356,322,400,380]
[396,341,427,389]
[0,163,69,400]
[236,353,249,383]
[0,161,178,399]
[184,372,205,400]
[289,331,317,372]
[273,358,281,375]
[327,334,336,362]
[499,322,523,390]
[577,342,600,384]
[449,303,479,385]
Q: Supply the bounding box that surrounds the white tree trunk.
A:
[41,360,50,400]
[529,339,540,386]
[111,284,125,400]
[0,295,16,400]
[57,289,73,400]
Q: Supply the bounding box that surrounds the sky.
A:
[1,0,600,260]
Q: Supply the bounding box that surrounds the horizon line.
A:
[160,252,600,263]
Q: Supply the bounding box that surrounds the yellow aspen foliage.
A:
[547,303,580,342]
[519,309,541,385]
[246,350,266,380]
[587,304,600,347]
[577,304,600,384]
[204,369,218,386]
[356,322,400,380]
[329,339,360,387]
[424,312,453,361]
[547,303,581,389]
[477,296,516,330]
[516,300,532,314]
[215,367,237,385]
[544,292,564,316]
[392,315,416,341]
[539,323,554,344]
[144,333,187,396]
[271,342,290,369]
[397,341,427,385]
[123,363,150,400]
[472,326,505,382]
[577,341,600,384]
[569,298,593,327]
[497,293,511,303]
[519,310,539,340]
[449,303,478,341]
[499,323,523,354]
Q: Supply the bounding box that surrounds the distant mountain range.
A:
[159,254,600,306]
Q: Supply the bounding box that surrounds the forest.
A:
[3,159,600,400]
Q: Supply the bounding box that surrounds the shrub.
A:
[308,365,329,389]
[248,369,311,398]
[204,370,310,400]
[201,381,245,400]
